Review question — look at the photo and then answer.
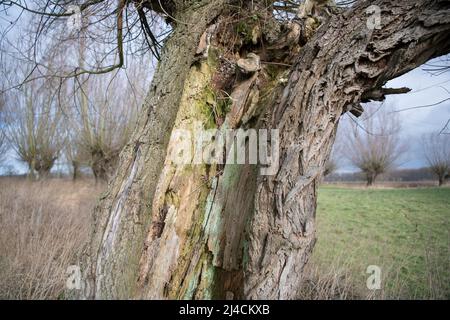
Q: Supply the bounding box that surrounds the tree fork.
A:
[82,0,450,299]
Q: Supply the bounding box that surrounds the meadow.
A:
[0,178,448,299]
[302,186,450,299]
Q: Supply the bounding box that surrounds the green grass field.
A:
[311,187,450,299]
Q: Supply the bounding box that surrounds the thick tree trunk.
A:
[72,162,79,181]
[82,0,229,299]
[82,0,450,299]
[37,169,51,180]
[91,153,116,183]
[366,173,376,186]
[438,176,444,187]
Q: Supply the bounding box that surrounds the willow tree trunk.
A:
[81,0,450,299]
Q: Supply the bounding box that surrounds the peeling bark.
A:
[82,1,229,299]
[83,0,450,300]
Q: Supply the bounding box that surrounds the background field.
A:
[302,186,450,299]
[0,178,448,299]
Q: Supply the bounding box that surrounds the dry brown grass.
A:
[298,251,424,300]
[299,186,450,300]
[0,177,103,299]
[0,177,446,300]
[298,259,362,300]
[298,245,449,300]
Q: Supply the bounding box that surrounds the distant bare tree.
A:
[0,26,70,179]
[4,78,64,180]
[345,104,407,186]
[70,57,148,182]
[422,133,450,186]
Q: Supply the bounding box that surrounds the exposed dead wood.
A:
[84,0,450,300]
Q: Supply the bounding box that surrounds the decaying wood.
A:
[83,0,450,300]
[81,1,229,299]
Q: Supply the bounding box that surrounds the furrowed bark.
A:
[83,0,450,300]
[245,0,450,299]
[82,1,229,299]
